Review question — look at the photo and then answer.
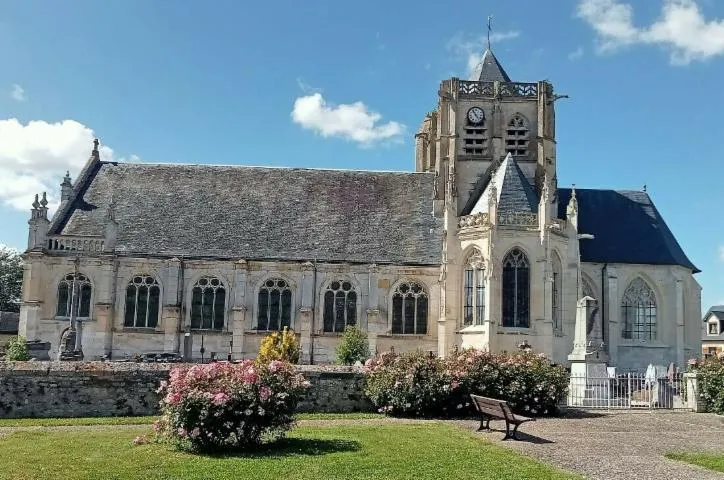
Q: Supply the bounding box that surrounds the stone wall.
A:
[0,362,372,418]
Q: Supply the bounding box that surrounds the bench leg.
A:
[503,423,521,441]
[477,415,491,431]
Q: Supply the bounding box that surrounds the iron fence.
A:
[568,372,688,409]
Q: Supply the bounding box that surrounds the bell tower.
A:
[416,19,560,216]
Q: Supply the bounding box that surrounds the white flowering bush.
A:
[155,360,311,452]
[364,349,568,418]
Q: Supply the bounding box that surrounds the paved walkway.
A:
[456,410,724,480]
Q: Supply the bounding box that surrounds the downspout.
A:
[601,263,607,344]
[176,257,185,354]
[310,259,317,365]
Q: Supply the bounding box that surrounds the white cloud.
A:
[568,46,585,60]
[447,30,520,79]
[291,93,405,145]
[577,0,724,65]
[10,84,26,102]
[0,118,122,213]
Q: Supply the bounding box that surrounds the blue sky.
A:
[1,0,723,309]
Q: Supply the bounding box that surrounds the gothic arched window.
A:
[323,280,357,333]
[124,275,161,328]
[551,253,562,331]
[391,281,428,334]
[621,278,657,340]
[56,273,92,318]
[257,278,292,331]
[502,248,530,328]
[190,276,226,330]
[463,250,486,326]
[506,114,529,156]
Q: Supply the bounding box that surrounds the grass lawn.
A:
[0,412,382,427]
[0,422,579,480]
[666,452,724,473]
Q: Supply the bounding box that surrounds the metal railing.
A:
[568,372,688,410]
[47,235,104,253]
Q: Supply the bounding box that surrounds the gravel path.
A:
[454,410,724,480]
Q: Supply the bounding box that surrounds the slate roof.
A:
[55,163,443,265]
[470,153,537,215]
[557,189,699,272]
[478,49,512,83]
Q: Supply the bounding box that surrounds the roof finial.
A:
[93,138,99,152]
[487,15,493,50]
[643,184,647,193]
[32,193,40,209]
[571,183,577,199]
[40,192,48,208]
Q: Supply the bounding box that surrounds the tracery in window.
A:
[551,253,562,331]
[391,281,428,334]
[620,278,657,340]
[257,278,292,331]
[323,280,357,333]
[190,276,226,330]
[124,276,160,328]
[502,248,529,328]
[56,273,92,318]
[463,250,486,327]
[506,114,529,156]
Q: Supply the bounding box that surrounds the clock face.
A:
[467,107,485,125]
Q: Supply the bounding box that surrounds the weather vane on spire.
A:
[487,15,493,50]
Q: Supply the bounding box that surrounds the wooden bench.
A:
[470,394,535,440]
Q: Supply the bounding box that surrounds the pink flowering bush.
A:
[364,349,568,418]
[155,360,311,452]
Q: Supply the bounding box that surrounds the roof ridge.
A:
[101,161,433,176]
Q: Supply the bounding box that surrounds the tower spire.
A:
[487,15,493,51]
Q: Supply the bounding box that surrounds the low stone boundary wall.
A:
[0,362,372,418]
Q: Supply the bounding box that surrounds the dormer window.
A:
[709,320,720,335]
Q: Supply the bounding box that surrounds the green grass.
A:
[0,412,382,427]
[0,422,579,480]
[666,452,724,472]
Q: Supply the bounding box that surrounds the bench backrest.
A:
[470,394,511,419]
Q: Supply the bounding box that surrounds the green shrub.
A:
[5,336,29,361]
[335,325,370,365]
[692,356,724,414]
[364,349,569,418]
[257,327,300,364]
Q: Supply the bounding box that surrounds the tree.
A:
[0,246,22,313]
[335,325,370,365]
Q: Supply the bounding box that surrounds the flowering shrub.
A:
[257,327,300,364]
[363,351,449,417]
[364,349,568,418]
[155,360,311,452]
[692,356,724,414]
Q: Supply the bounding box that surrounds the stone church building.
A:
[19,47,701,370]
